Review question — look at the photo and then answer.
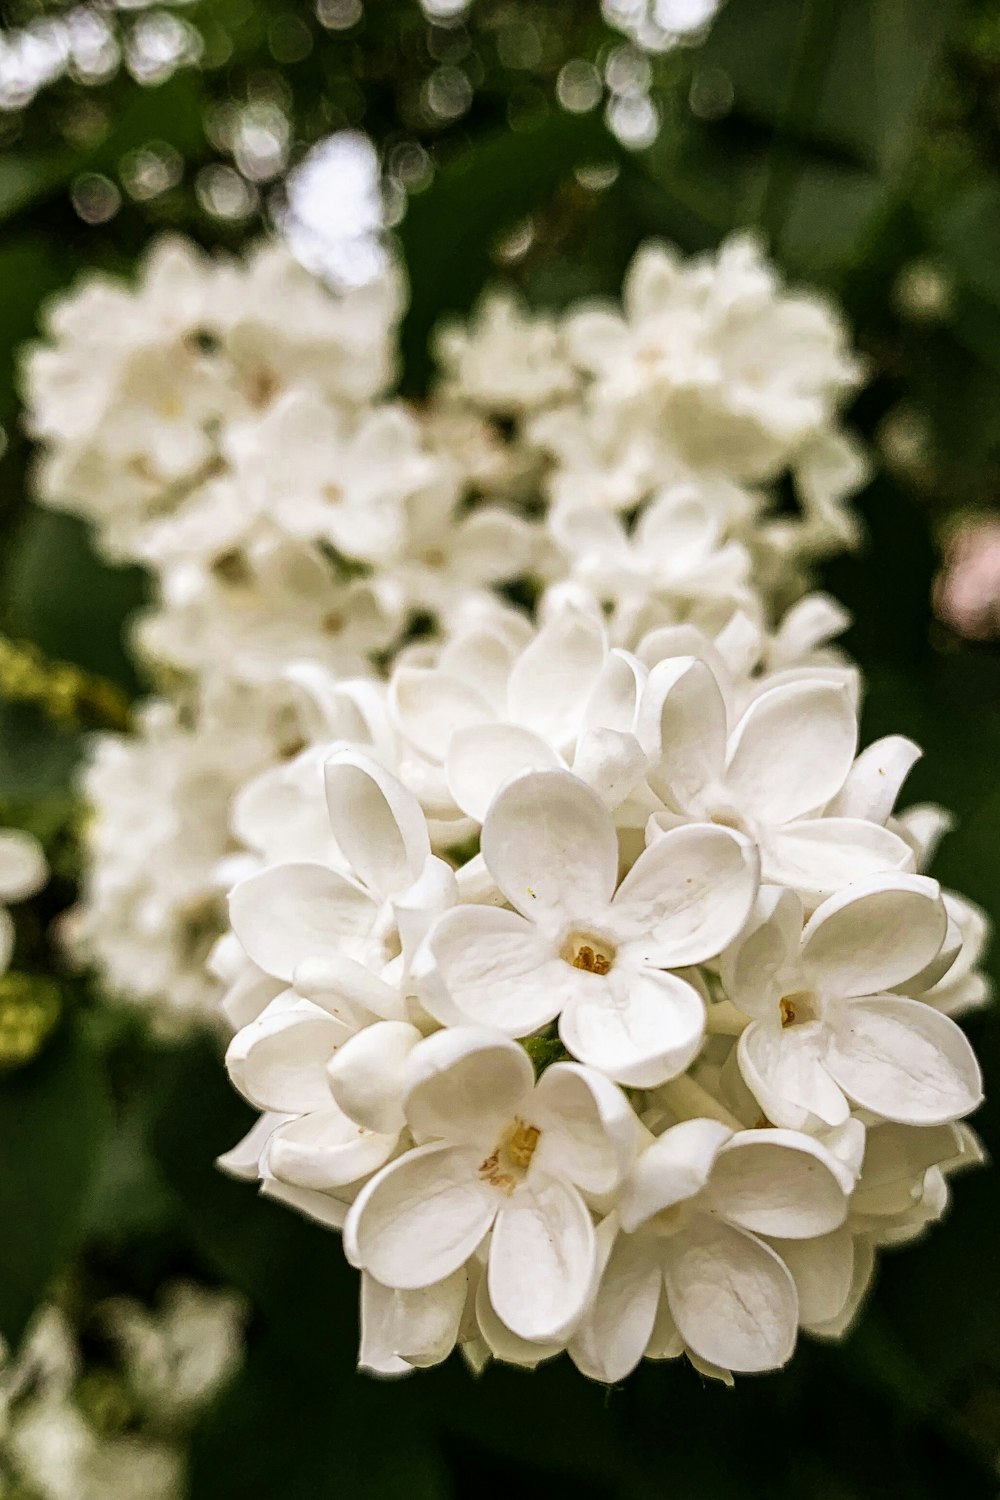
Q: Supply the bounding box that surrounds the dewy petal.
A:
[801,873,947,999]
[719,886,803,1022]
[762,818,915,903]
[612,823,758,967]
[480,769,619,922]
[825,995,983,1126]
[403,1026,534,1149]
[664,1217,798,1374]
[618,1119,733,1233]
[738,1021,849,1131]
[725,681,857,826]
[419,904,574,1035]
[707,1129,848,1239]
[264,1104,397,1192]
[344,1142,496,1288]
[489,1175,596,1343]
[324,751,430,901]
[225,1000,353,1114]
[0,829,46,902]
[826,735,921,824]
[326,1020,422,1135]
[507,608,606,749]
[390,667,494,763]
[570,1229,662,1384]
[638,657,727,812]
[768,1228,855,1329]
[559,966,706,1090]
[446,723,561,823]
[229,863,376,981]
[532,1062,638,1194]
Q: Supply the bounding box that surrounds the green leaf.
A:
[934,181,1000,308]
[0,1021,110,1347]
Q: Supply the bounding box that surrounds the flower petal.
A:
[489,1175,595,1342]
[229,863,376,981]
[826,995,983,1125]
[725,681,857,826]
[618,1118,732,1233]
[264,1104,397,1192]
[403,1026,534,1148]
[613,823,759,967]
[737,1020,849,1131]
[664,1218,798,1373]
[559,966,706,1089]
[418,904,572,1035]
[768,1228,855,1329]
[360,1268,468,1373]
[570,1227,662,1383]
[827,735,921,824]
[327,1020,423,1134]
[475,1274,562,1368]
[390,667,493,762]
[507,608,606,749]
[480,769,619,922]
[344,1143,496,1288]
[801,874,947,998]
[762,818,914,903]
[708,1129,848,1238]
[719,886,803,1021]
[533,1062,639,1194]
[638,657,727,812]
[446,723,561,823]
[324,751,430,901]
[225,1000,352,1113]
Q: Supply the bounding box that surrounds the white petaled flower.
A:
[345,1027,637,1344]
[416,768,758,1086]
[571,1118,849,1380]
[722,877,983,1130]
[31,220,986,1384]
[639,655,914,901]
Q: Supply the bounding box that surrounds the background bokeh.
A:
[2,1,1000,1494]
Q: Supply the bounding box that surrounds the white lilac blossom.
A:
[0,1285,244,1500]
[25,228,988,1381]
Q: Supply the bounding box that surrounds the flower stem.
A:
[659,1075,742,1131]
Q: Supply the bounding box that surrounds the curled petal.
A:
[725,680,857,826]
[826,995,983,1126]
[559,966,706,1090]
[229,863,376,982]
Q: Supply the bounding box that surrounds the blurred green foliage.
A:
[1,0,1000,1495]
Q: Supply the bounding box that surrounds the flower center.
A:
[779,990,819,1028]
[561,932,616,975]
[479,1116,541,1195]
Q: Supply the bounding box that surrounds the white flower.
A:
[434,291,577,416]
[571,1118,849,1380]
[639,655,913,901]
[345,1027,637,1343]
[565,235,861,482]
[417,769,758,1086]
[0,829,47,972]
[722,877,983,1130]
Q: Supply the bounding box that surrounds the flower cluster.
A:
[0,1283,244,1500]
[23,228,988,1379]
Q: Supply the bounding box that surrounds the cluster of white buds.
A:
[22,228,988,1378]
[0,1284,244,1500]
